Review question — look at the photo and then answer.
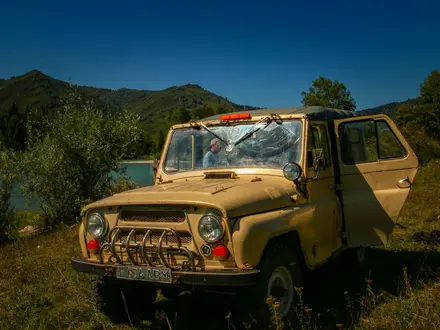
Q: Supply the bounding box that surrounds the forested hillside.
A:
[0,70,258,156]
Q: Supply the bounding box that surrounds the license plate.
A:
[116,266,172,284]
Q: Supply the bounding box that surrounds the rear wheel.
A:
[238,243,303,328]
[347,246,370,272]
[91,275,157,324]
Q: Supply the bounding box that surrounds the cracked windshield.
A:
[163,119,302,172]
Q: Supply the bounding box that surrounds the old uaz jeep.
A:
[71,106,419,325]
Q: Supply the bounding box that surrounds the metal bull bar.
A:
[99,226,196,271]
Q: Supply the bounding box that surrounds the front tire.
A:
[238,243,303,328]
[91,275,157,324]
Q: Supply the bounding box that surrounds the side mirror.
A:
[312,149,324,170]
[283,162,303,182]
[310,148,324,180]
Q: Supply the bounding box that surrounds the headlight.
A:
[198,213,224,243]
[86,212,107,238]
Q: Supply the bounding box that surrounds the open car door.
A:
[334,114,419,247]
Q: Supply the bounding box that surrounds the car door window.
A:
[339,119,407,165]
[376,120,406,159]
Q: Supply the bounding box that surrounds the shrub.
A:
[0,148,19,239]
[108,176,140,195]
[20,93,142,225]
[400,124,440,165]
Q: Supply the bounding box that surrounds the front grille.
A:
[100,226,196,271]
[121,209,186,223]
[119,232,192,246]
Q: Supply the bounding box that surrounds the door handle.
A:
[397,176,411,189]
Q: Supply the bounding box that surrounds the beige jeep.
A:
[71,106,419,325]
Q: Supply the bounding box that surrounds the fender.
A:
[231,205,318,269]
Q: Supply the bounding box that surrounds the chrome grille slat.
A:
[99,226,196,271]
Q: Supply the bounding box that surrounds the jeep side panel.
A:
[334,114,419,247]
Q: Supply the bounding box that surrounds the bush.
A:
[108,176,140,195]
[0,149,19,239]
[20,94,143,225]
[400,124,440,165]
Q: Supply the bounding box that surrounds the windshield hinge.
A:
[158,180,174,185]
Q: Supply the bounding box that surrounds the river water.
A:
[11,161,154,211]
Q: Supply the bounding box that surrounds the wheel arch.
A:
[258,230,311,271]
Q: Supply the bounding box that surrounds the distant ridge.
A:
[0,69,259,117]
[0,69,418,131]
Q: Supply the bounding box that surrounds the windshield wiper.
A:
[233,116,272,146]
[193,121,229,146]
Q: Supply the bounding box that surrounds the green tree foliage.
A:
[155,130,165,155]
[170,106,191,125]
[0,149,19,238]
[396,69,440,164]
[134,127,154,157]
[191,106,215,120]
[0,103,28,151]
[396,103,440,140]
[301,77,357,111]
[215,107,233,114]
[20,93,142,224]
[396,69,440,140]
[420,69,440,105]
[400,124,440,165]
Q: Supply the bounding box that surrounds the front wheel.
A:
[237,243,303,328]
[91,275,157,324]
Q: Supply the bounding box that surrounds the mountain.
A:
[0,70,259,121]
[359,98,420,118]
[0,70,420,129]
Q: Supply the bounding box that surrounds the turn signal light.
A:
[220,113,251,121]
[212,244,230,260]
[87,239,100,254]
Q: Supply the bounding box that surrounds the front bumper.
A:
[71,257,260,287]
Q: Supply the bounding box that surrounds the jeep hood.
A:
[82,176,297,218]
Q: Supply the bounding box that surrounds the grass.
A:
[1,160,440,330]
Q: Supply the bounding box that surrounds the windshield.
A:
[163,119,303,173]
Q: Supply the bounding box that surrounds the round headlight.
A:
[198,213,224,243]
[86,212,107,238]
[283,162,302,182]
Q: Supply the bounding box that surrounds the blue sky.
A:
[1,0,439,110]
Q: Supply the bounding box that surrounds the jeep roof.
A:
[201,105,361,122]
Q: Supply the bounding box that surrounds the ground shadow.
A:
[126,247,440,330]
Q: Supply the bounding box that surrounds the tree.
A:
[0,103,28,151]
[20,94,142,224]
[170,106,191,125]
[155,130,165,154]
[191,106,215,120]
[396,69,440,141]
[420,69,440,105]
[0,148,19,239]
[215,107,232,114]
[301,77,356,111]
